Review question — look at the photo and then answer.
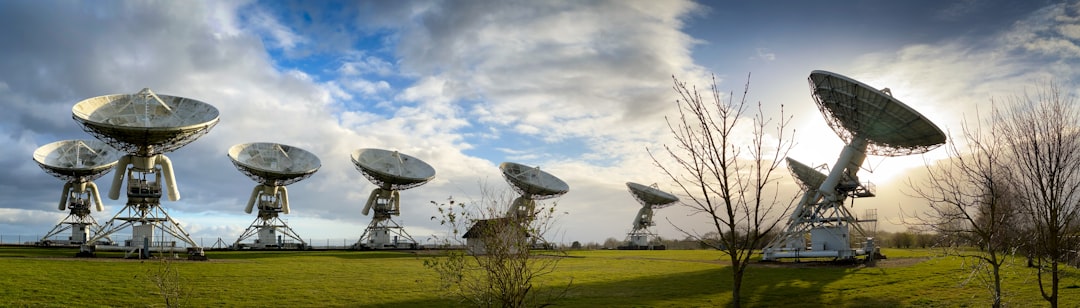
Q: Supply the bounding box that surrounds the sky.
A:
[2,0,1079,246]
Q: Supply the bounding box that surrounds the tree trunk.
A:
[731,258,743,308]
[1051,261,1059,308]
[991,261,1002,308]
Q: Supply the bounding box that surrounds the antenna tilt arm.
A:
[88,182,104,212]
[59,182,72,211]
[108,155,132,200]
[245,185,262,214]
[279,186,290,215]
[818,138,868,200]
[633,207,654,231]
[363,189,377,216]
[156,155,179,201]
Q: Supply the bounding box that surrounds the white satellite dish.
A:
[229,142,321,187]
[763,71,946,261]
[626,182,679,207]
[499,162,569,219]
[228,142,320,249]
[785,157,827,191]
[33,139,120,184]
[499,162,569,200]
[351,148,435,249]
[72,88,220,155]
[620,182,678,250]
[352,148,435,190]
[33,140,120,245]
[71,88,219,259]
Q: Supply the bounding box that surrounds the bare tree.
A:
[906,113,1018,308]
[424,188,569,308]
[138,256,187,308]
[650,74,796,307]
[995,84,1080,308]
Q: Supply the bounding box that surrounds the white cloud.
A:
[244,7,308,51]
[753,48,776,61]
[394,0,706,147]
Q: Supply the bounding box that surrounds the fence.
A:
[3,234,383,250]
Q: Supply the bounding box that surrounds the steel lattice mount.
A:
[78,172,206,260]
[232,214,306,250]
[39,199,105,246]
[354,217,418,250]
[618,230,665,250]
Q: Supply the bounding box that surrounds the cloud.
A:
[752,48,776,61]
[394,0,705,144]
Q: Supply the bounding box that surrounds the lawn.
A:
[0,247,1077,307]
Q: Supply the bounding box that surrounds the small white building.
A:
[462,218,529,255]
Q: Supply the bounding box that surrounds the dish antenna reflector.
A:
[227,142,321,249]
[351,148,435,249]
[33,140,121,245]
[618,182,677,250]
[71,88,219,259]
[763,71,946,261]
[785,157,827,191]
[499,162,569,220]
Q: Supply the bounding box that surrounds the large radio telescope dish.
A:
[33,140,121,183]
[785,158,828,191]
[351,148,435,190]
[499,162,569,200]
[72,88,219,155]
[809,70,946,156]
[228,142,321,186]
[626,182,678,209]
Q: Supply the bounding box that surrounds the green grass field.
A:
[1,247,1078,307]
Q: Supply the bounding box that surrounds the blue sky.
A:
[1,0,1079,245]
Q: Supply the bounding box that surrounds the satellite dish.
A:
[808,70,946,156]
[228,142,319,249]
[764,71,947,261]
[784,158,827,191]
[33,140,120,183]
[620,182,677,250]
[351,148,435,250]
[72,88,220,155]
[229,142,321,187]
[33,140,121,245]
[70,88,219,260]
[351,148,435,190]
[626,182,678,209]
[499,162,569,200]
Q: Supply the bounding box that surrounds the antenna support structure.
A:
[228,143,320,250]
[71,88,219,260]
[761,71,945,261]
[33,140,121,246]
[351,149,435,250]
[617,182,677,250]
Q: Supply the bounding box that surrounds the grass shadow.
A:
[744,261,903,307]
